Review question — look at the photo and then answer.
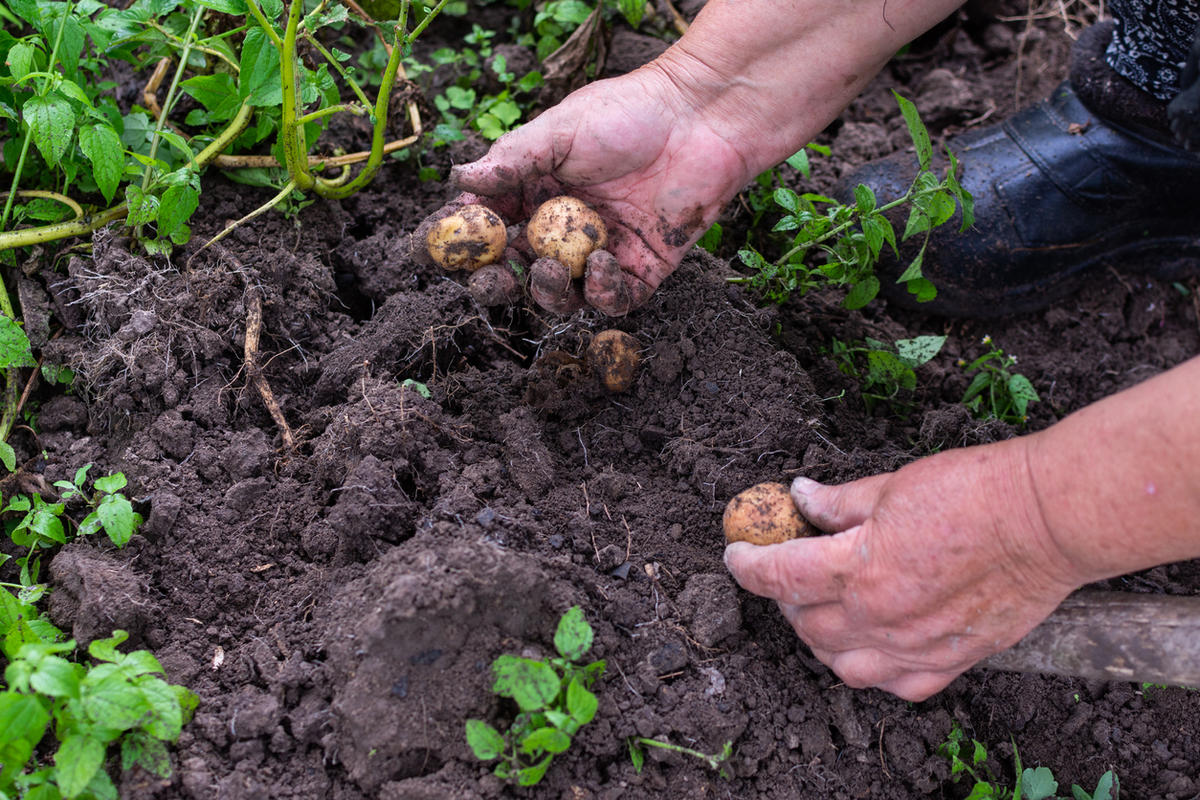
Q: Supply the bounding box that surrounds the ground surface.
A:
[11,1,1200,798]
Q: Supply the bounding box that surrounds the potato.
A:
[526,196,608,279]
[723,482,816,546]
[586,329,641,393]
[424,204,507,272]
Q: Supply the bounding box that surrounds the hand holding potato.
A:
[446,67,753,315]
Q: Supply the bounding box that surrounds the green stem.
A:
[244,0,283,47]
[279,0,315,190]
[774,190,916,267]
[296,103,364,125]
[140,4,206,194]
[303,30,372,109]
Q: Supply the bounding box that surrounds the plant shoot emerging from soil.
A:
[466,606,606,787]
[830,334,946,416]
[959,335,1040,425]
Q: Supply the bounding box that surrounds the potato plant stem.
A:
[243,0,283,47]
[139,5,206,195]
[303,31,373,110]
[774,187,921,267]
[279,0,315,191]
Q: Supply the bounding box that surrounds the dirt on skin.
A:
[9,3,1200,799]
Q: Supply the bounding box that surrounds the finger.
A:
[583,250,632,316]
[791,473,891,533]
[450,120,562,197]
[724,534,857,605]
[777,601,871,652]
[875,670,958,702]
[530,257,584,314]
[827,648,908,689]
[454,191,522,222]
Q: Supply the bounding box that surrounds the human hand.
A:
[447,64,752,314]
[723,440,1086,701]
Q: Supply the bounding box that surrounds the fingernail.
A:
[722,542,745,571]
[791,476,820,498]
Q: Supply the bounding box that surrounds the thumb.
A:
[791,473,889,533]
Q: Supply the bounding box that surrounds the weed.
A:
[466,606,605,786]
[0,465,197,798]
[627,736,733,777]
[829,334,945,415]
[939,723,1119,800]
[959,335,1039,425]
[733,93,973,308]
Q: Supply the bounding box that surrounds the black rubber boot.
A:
[840,22,1200,318]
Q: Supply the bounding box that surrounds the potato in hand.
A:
[527,196,608,278]
[723,482,817,546]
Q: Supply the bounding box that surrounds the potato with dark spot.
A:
[526,196,608,278]
[423,204,508,272]
[723,483,816,545]
[586,329,641,393]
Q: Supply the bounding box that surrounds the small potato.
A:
[723,483,816,546]
[586,329,640,393]
[468,262,522,306]
[526,196,608,279]
[424,204,507,272]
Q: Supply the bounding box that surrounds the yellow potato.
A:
[723,482,816,545]
[586,330,641,393]
[424,204,507,272]
[526,196,608,279]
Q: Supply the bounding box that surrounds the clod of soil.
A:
[586,329,641,392]
[526,195,608,278]
[723,482,816,545]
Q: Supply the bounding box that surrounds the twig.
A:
[661,0,689,35]
[243,287,296,450]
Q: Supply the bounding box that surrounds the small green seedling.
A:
[627,736,733,778]
[733,93,973,308]
[939,723,1119,800]
[465,606,606,787]
[959,335,1039,425]
[830,334,945,415]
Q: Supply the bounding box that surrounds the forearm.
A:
[1027,355,1200,582]
[646,0,966,178]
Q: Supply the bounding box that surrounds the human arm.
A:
[452,0,966,313]
[723,354,1200,701]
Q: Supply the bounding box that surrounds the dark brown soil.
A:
[10,4,1200,799]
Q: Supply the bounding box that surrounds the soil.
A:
[9,2,1200,799]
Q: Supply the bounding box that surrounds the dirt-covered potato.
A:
[526,196,608,279]
[723,482,816,546]
[423,204,507,272]
[586,329,641,393]
[468,258,522,306]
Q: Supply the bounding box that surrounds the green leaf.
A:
[445,86,476,110]
[136,675,184,740]
[866,350,915,392]
[853,184,876,215]
[30,655,80,698]
[785,148,810,179]
[121,732,171,778]
[87,630,129,663]
[895,335,946,367]
[773,187,801,214]
[124,184,158,228]
[962,371,992,404]
[945,146,975,231]
[1007,374,1039,418]
[95,494,138,547]
[81,671,152,730]
[25,93,74,167]
[0,691,50,784]
[54,734,106,798]
[521,726,571,755]
[156,129,194,164]
[629,739,645,774]
[0,440,15,472]
[906,277,936,303]
[8,41,34,80]
[196,0,247,12]
[553,606,593,662]
[896,241,926,283]
[156,181,199,243]
[78,124,124,204]
[893,91,931,171]
[57,15,85,79]
[696,223,722,254]
[239,27,282,106]
[93,473,127,493]
[492,655,560,712]
[465,719,506,761]
[842,276,880,310]
[181,73,241,121]
[617,0,643,27]
[1021,766,1059,800]
[516,754,553,786]
[565,677,597,725]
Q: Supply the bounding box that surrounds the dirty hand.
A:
[449,66,750,315]
[723,440,1084,701]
